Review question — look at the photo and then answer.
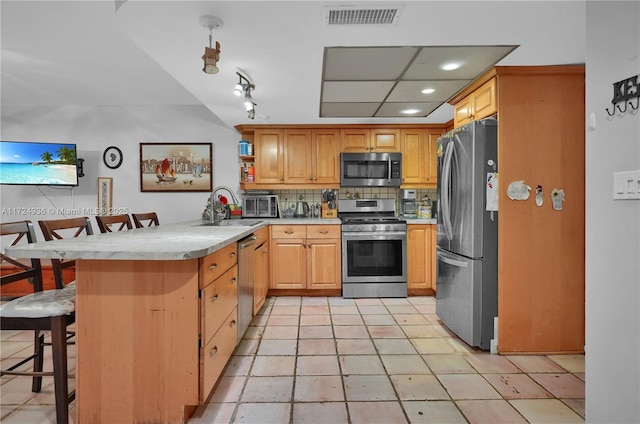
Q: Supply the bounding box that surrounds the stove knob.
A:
[385,225,391,231]
[371,225,377,232]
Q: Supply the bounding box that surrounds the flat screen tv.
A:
[0,141,80,186]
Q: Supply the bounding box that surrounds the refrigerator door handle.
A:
[441,140,455,240]
[437,250,469,268]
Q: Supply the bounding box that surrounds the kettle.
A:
[294,201,310,218]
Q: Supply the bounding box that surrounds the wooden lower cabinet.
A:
[253,227,270,314]
[407,224,436,295]
[270,224,341,292]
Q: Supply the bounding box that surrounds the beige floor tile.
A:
[483,374,553,399]
[357,305,389,315]
[298,325,333,339]
[547,354,585,373]
[270,305,300,315]
[390,374,450,400]
[333,325,369,339]
[190,402,236,424]
[297,338,336,356]
[301,297,327,305]
[393,314,429,326]
[292,402,348,424]
[300,305,330,315]
[209,376,246,403]
[266,314,299,326]
[380,354,431,375]
[299,314,332,326]
[464,352,521,373]
[506,355,567,373]
[423,354,476,374]
[241,326,263,339]
[529,373,585,398]
[0,342,32,359]
[335,339,377,355]
[509,399,584,423]
[348,401,407,424]
[373,338,418,355]
[355,298,384,306]
[367,325,405,338]
[343,375,397,401]
[0,377,37,405]
[327,297,355,305]
[256,339,297,356]
[574,372,585,382]
[456,399,528,423]
[329,305,360,315]
[408,296,435,305]
[361,314,396,326]
[386,305,418,314]
[296,355,340,375]
[240,376,293,402]
[248,313,269,326]
[332,314,365,326]
[234,338,259,356]
[381,298,411,306]
[0,404,61,424]
[562,398,585,418]
[250,355,295,376]
[339,355,385,375]
[400,324,442,338]
[261,325,298,340]
[412,338,457,354]
[233,402,291,424]
[437,374,502,400]
[293,375,344,402]
[272,296,301,306]
[413,304,437,314]
[403,400,467,423]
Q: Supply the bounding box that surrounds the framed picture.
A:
[139,143,213,192]
[97,177,113,215]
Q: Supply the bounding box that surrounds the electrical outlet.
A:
[613,170,640,200]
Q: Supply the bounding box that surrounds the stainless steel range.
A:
[339,198,407,298]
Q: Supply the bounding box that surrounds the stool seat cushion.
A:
[0,289,75,318]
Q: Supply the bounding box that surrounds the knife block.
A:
[321,202,337,219]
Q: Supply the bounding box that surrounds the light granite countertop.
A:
[4,218,341,262]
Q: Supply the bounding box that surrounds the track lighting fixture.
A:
[235,71,257,119]
[199,15,223,75]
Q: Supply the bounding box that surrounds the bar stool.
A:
[0,220,75,424]
[96,214,133,233]
[132,212,159,228]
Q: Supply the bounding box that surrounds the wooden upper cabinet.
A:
[312,129,340,185]
[283,129,312,184]
[371,128,401,151]
[340,128,400,152]
[254,129,284,183]
[340,128,370,152]
[400,128,443,187]
[453,77,497,127]
[283,129,339,185]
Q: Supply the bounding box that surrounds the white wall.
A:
[585,2,640,423]
[0,104,242,240]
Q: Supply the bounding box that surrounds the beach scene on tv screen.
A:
[0,142,78,185]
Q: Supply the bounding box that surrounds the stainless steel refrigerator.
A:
[435,118,498,350]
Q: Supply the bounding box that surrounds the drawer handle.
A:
[208,263,218,271]
[229,252,236,258]
[284,230,294,234]
[319,230,329,234]
[230,277,237,285]
[209,346,218,357]
[229,320,237,327]
[210,294,219,302]
[262,248,268,254]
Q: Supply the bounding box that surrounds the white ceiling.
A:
[1,1,586,130]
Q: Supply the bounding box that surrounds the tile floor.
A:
[0,296,585,423]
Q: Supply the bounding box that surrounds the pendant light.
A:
[199,15,223,74]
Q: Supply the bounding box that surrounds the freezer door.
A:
[435,248,483,348]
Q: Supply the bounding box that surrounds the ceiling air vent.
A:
[324,5,403,25]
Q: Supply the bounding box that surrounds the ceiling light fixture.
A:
[441,62,462,71]
[421,88,435,94]
[401,108,421,115]
[199,15,223,75]
[235,71,257,119]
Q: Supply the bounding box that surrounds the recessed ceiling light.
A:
[441,62,462,71]
[401,108,421,115]
[421,88,435,94]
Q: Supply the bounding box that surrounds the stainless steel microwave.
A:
[340,152,402,187]
[242,195,279,218]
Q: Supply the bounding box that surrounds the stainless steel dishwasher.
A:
[237,233,257,344]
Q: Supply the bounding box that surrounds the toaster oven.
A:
[242,195,279,218]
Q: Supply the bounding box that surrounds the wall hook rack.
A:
[605,74,639,116]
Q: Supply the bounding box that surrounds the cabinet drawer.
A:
[271,225,306,239]
[199,243,237,288]
[201,264,238,346]
[306,225,340,239]
[254,226,269,246]
[200,308,238,402]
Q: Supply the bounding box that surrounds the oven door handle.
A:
[342,231,407,238]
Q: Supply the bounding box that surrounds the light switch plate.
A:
[613,170,640,200]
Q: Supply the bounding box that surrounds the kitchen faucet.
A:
[208,186,241,225]
[211,186,240,206]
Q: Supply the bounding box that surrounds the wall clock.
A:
[103,146,123,169]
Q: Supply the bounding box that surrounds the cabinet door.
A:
[453,96,474,128]
[407,225,431,290]
[312,129,340,184]
[401,129,424,184]
[254,129,284,184]
[270,239,306,289]
[471,77,497,121]
[253,241,269,315]
[307,238,341,290]
[425,129,442,184]
[371,128,401,151]
[283,129,313,184]
[340,128,370,152]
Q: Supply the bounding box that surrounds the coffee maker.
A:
[399,189,418,218]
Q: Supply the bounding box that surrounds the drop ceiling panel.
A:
[321,102,381,117]
[375,102,442,118]
[387,80,472,102]
[324,46,419,80]
[323,81,395,102]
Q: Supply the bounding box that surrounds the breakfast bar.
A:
[5,220,265,423]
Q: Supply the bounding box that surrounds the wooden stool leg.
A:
[31,330,44,392]
[50,316,69,424]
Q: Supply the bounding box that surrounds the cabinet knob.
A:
[279,177,284,181]
[262,248,268,254]
[230,277,237,285]
[209,346,218,357]
[229,252,236,258]
[210,294,219,302]
[319,230,329,234]
[229,320,237,327]
[208,263,218,271]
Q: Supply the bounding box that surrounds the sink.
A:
[193,220,263,227]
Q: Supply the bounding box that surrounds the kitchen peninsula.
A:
[4,220,283,423]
